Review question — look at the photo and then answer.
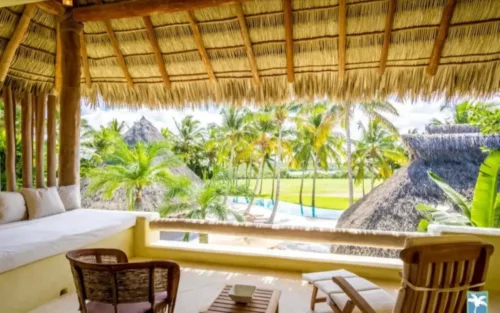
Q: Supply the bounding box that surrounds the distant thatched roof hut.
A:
[332,125,500,257]
[81,117,202,211]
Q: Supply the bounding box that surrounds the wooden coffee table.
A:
[202,285,281,313]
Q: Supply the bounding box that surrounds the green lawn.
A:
[240,178,379,210]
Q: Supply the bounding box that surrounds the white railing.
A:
[149,218,427,249]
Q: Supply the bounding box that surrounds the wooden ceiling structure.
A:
[0,0,499,189]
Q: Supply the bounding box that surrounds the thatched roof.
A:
[123,116,164,146]
[333,131,500,257]
[425,124,480,134]
[1,0,500,108]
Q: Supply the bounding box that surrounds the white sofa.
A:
[0,209,139,274]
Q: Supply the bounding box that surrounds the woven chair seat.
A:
[86,292,168,313]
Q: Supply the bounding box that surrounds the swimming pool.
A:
[232,197,343,220]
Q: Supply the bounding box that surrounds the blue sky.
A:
[81,99,452,140]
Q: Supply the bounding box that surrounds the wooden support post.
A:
[185,11,217,83]
[21,92,33,188]
[143,16,171,89]
[3,86,17,191]
[427,0,457,76]
[283,0,294,83]
[379,0,396,75]
[36,93,46,188]
[0,4,36,83]
[47,94,57,187]
[58,13,83,187]
[80,31,92,89]
[338,0,347,80]
[235,3,260,86]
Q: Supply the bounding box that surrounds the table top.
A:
[202,285,281,313]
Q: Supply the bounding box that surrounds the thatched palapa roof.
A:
[332,126,500,257]
[1,0,499,108]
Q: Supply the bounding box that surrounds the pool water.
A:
[232,197,343,220]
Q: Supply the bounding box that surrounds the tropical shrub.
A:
[417,150,500,231]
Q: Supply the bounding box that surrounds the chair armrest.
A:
[332,276,378,313]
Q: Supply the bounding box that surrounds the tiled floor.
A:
[30,261,499,313]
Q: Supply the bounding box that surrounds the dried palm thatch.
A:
[425,124,480,134]
[1,0,500,108]
[332,130,500,258]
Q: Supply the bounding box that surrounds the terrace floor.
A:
[30,260,500,313]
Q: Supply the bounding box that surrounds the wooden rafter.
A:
[283,0,294,83]
[235,3,260,86]
[338,0,347,80]
[74,0,250,22]
[379,0,397,75]
[55,23,63,94]
[95,0,134,88]
[0,4,36,83]
[36,0,65,16]
[143,16,171,89]
[185,11,217,83]
[427,0,457,76]
[80,31,92,89]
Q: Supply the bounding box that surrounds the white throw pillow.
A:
[21,187,66,219]
[58,185,81,211]
[0,192,27,224]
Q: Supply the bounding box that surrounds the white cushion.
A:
[302,269,356,283]
[21,187,66,219]
[0,192,27,224]
[58,184,81,211]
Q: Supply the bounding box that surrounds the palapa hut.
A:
[333,125,500,257]
[80,116,202,211]
[0,0,499,210]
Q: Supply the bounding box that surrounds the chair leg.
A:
[311,285,319,310]
[328,301,342,313]
[343,300,355,313]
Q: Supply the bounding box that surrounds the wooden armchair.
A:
[66,248,180,313]
[331,236,494,313]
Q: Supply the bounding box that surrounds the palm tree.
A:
[245,112,277,213]
[353,120,408,189]
[171,116,205,175]
[108,119,127,133]
[268,104,297,223]
[161,176,243,243]
[218,107,250,186]
[87,140,181,211]
[331,101,399,206]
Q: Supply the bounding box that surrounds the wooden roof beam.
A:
[143,16,171,89]
[235,3,260,86]
[0,4,36,83]
[185,11,217,83]
[283,0,294,83]
[338,0,347,80]
[95,0,134,88]
[427,0,457,76]
[74,0,250,22]
[379,0,396,75]
[55,23,62,94]
[80,31,92,89]
[36,0,65,16]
